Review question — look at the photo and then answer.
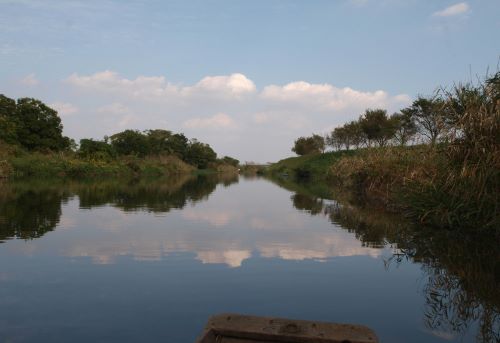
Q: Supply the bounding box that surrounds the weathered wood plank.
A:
[196,314,379,343]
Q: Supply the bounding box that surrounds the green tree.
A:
[359,109,396,147]
[0,95,18,144]
[145,129,173,155]
[221,156,239,167]
[345,120,365,149]
[168,133,189,158]
[292,134,325,155]
[391,110,417,146]
[110,130,150,156]
[326,129,342,151]
[184,140,217,168]
[12,98,70,151]
[403,96,445,145]
[79,138,115,159]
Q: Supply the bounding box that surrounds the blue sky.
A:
[1,0,499,161]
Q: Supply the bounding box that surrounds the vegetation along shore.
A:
[0,95,239,178]
[269,72,499,232]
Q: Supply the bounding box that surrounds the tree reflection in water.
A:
[282,183,499,343]
[0,181,72,241]
[0,174,237,242]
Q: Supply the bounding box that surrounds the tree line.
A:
[0,95,238,169]
[292,72,500,155]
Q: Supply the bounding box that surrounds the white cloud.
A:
[19,73,39,86]
[191,73,256,96]
[183,113,237,130]
[66,71,255,101]
[67,71,173,100]
[432,2,469,17]
[97,102,132,115]
[261,81,409,112]
[49,102,78,116]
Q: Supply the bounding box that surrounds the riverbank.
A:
[268,144,499,232]
[0,142,238,179]
[267,150,356,180]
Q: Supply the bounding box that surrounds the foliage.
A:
[327,121,364,150]
[292,134,325,155]
[7,152,194,179]
[359,109,397,147]
[184,140,217,168]
[220,156,239,167]
[0,95,71,151]
[79,138,116,159]
[0,94,226,172]
[0,95,18,144]
[144,130,189,158]
[110,129,150,157]
[391,110,417,145]
[402,96,446,145]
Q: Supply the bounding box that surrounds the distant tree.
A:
[359,109,396,147]
[184,140,217,168]
[403,96,445,145]
[345,120,365,149]
[391,110,417,146]
[168,133,189,158]
[326,129,342,151]
[312,134,326,153]
[292,134,325,155]
[79,138,115,159]
[110,130,150,156]
[145,129,173,155]
[329,121,365,151]
[221,156,239,167]
[13,98,70,151]
[332,127,348,150]
[0,95,18,144]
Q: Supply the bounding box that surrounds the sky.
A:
[0,0,499,162]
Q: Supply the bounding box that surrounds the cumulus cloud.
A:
[192,73,256,96]
[19,73,39,86]
[49,102,78,116]
[183,113,237,130]
[66,71,255,101]
[432,2,469,17]
[261,81,410,112]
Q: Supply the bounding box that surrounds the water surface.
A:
[0,175,497,342]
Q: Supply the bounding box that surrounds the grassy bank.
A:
[267,150,356,180]
[0,142,197,178]
[330,145,499,231]
[269,144,499,232]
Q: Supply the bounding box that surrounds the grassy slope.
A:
[0,142,196,178]
[267,150,356,180]
[268,146,498,232]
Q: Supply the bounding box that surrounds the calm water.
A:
[0,175,498,342]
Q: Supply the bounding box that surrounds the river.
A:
[0,175,497,342]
